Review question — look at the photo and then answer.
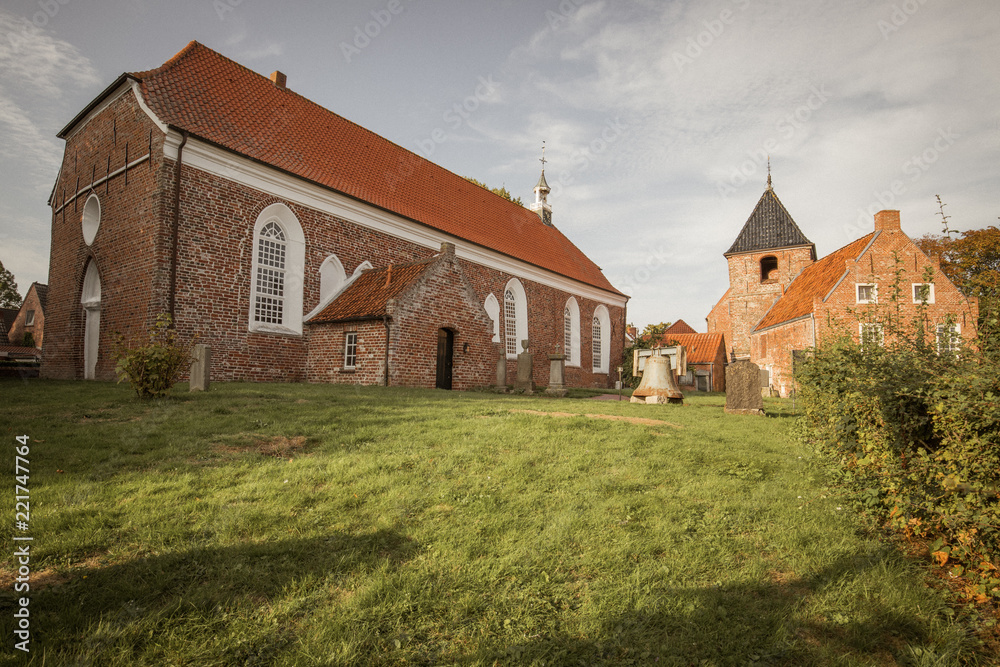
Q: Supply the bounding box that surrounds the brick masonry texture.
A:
[7,284,46,349]
[42,89,625,388]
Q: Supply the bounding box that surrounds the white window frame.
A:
[859,322,884,349]
[912,283,935,304]
[24,310,35,327]
[592,304,611,374]
[936,322,960,354]
[82,193,101,246]
[563,296,580,366]
[344,331,358,369]
[248,203,305,335]
[319,254,347,304]
[856,283,878,304]
[503,278,528,359]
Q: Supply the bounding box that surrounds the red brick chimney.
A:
[270,71,287,89]
[874,210,901,232]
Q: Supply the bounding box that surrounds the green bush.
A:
[112,314,193,399]
[797,294,1000,603]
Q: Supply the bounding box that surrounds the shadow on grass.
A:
[11,529,417,664]
[470,552,937,666]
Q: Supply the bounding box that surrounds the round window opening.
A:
[82,194,101,245]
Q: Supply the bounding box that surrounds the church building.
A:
[42,41,627,390]
[708,176,977,396]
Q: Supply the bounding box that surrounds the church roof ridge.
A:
[724,185,816,258]
[122,41,622,296]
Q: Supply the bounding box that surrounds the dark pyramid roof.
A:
[725,186,816,258]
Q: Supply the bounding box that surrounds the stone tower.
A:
[707,174,816,359]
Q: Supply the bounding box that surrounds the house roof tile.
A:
[129,42,621,296]
[654,333,726,365]
[755,232,876,331]
[663,319,697,335]
[308,258,434,324]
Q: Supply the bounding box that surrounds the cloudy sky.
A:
[0,0,997,330]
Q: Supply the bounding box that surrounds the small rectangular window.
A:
[912,283,935,304]
[860,322,884,349]
[936,323,960,353]
[25,310,35,326]
[856,284,877,304]
[344,332,358,369]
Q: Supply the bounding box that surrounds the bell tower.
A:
[529,142,553,226]
[706,170,816,359]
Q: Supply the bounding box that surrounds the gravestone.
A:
[189,344,210,392]
[546,344,567,397]
[514,339,534,393]
[724,359,765,415]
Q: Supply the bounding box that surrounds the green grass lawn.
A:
[0,381,988,666]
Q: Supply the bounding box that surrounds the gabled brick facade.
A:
[7,283,47,349]
[711,203,978,397]
[41,42,626,389]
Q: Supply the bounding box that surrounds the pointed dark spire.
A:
[766,156,772,190]
[725,178,816,258]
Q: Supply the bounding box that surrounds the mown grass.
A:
[0,381,988,666]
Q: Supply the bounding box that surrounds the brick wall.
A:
[42,89,169,380]
[7,286,45,349]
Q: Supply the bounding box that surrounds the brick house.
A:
[708,179,978,397]
[652,331,727,392]
[42,41,627,389]
[6,282,47,349]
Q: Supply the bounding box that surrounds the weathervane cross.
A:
[539,141,547,169]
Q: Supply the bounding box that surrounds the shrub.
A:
[112,314,194,399]
[797,280,1000,603]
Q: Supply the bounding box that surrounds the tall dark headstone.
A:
[724,359,765,415]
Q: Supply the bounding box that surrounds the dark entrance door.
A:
[436,328,454,390]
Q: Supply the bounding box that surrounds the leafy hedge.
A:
[112,314,194,399]
[797,300,1000,603]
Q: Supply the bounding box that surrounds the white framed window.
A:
[248,203,305,335]
[319,254,347,303]
[936,322,960,353]
[860,322,884,349]
[912,283,935,304]
[344,331,358,368]
[25,310,35,327]
[592,304,611,373]
[856,283,877,304]
[503,278,528,359]
[563,296,580,366]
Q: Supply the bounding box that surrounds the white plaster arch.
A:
[503,277,528,359]
[483,293,500,343]
[592,304,611,374]
[81,260,102,379]
[248,203,305,335]
[563,296,581,367]
[319,253,347,302]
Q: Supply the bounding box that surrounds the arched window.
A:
[319,254,347,303]
[249,203,305,335]
[82,194,101,246]
[484,293,500,343]
[81,260,102,379]
[502,278,528,359]
[563,296,580,366]
[592,304,611,373]
[760,256,778,283]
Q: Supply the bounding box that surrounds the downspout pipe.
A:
[383,315,390,387]
[168,130,189,323]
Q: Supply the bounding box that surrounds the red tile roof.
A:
[663,319,697,335]
[130,42,621,296]
[654,333,725,364]
[755,232,876,331]
[308,258,434,324]
[0,345,41,359]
